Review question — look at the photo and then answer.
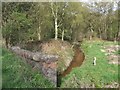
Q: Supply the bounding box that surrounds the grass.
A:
[1,40,119,88]
[114,50,120,55]
[2,47,55,88]
[60,40,119,88]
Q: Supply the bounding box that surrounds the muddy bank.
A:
[61,45,85,77]
[9,39,85,87]
[9,46,58,86]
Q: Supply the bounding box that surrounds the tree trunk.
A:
[90,23,93,40]
[5,37,11,48]
[51,2,58,40]
[5,38,9,48]
[104,23,107,39]
[37,30,41,41]
[37,22,41,41]
[90,29,93,40]
[55,17,58,40]
[98,28,102,39]
[62,29,64,41]
[10,46,59,63]
[38,33,41,41]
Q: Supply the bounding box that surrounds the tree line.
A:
[2,2,120,47]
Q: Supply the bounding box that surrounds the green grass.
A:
[2,48,54,88]
[114,50,120,55]
[60,40,119,88]
[1,40,119,88]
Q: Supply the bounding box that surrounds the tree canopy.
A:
[2,2,119,47]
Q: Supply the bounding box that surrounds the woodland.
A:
[2,2,119,46]
[1,1,120,88]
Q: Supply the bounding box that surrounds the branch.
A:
[50,2,55,18]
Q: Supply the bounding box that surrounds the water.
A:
[57,45,85,87]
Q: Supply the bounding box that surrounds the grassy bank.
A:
[2,48,54,88]
[60,40,119,88]
[1,40,119,88]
